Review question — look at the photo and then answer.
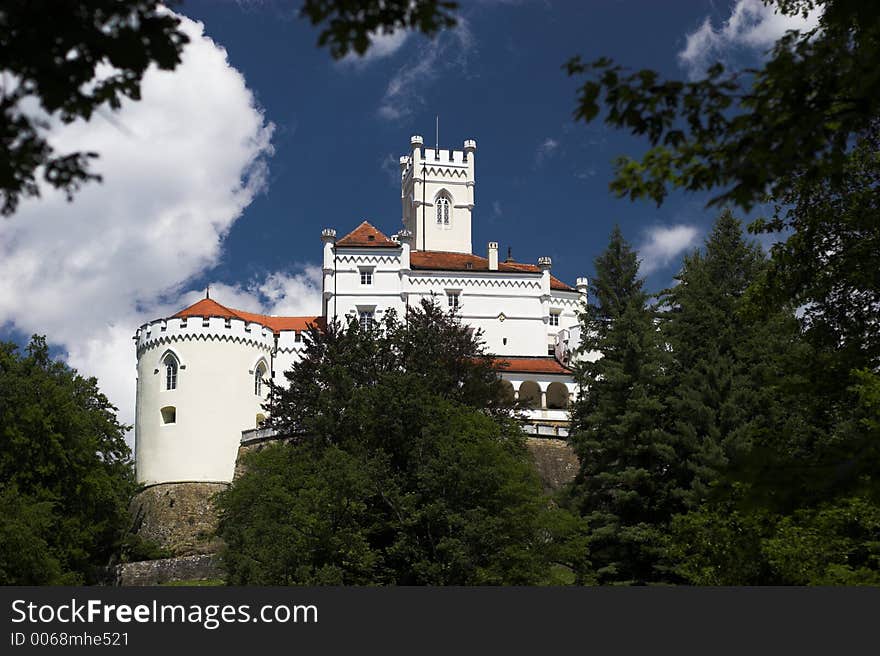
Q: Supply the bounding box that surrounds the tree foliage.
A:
[0,336,136,584]
[300,0,459,59]
[216,301,585,585]
[0,1,189,215]
[567,227,679,584]
[567,1,880,211]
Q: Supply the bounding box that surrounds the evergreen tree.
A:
[567,226,678,585]
[660,210,773,505]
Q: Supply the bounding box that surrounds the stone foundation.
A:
[129,482,227,556]
[525,437,579,492]
[116,554,222,586]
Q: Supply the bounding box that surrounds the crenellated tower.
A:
[400,135,476,254]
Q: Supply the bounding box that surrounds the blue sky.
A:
[186,0,722,292]
[0,0,817,428]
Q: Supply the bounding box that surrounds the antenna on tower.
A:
[206,284,210,299]
[436,115,439,153]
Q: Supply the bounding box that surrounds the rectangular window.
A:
[548,344,556,356]
[447,292,460,309]
[360,269,373,285]
[549,312,560,326]
[359,311,374,331]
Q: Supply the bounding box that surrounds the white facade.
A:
[134,133,588,486]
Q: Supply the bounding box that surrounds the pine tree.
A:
[567,226,678,584]
[660,210,770,505]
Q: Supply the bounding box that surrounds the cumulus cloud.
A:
[378,19,474,120]
[535,137,559,167]
[0,13,320,440]
[678,0,822,79]
[638,225,700,275]
[340,28,411,67]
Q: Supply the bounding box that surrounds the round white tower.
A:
[134,297,280,485]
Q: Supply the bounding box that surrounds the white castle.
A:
[134,135,587,487]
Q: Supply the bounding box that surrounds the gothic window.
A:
[436,195,450,225]
[255,361,267,396]
[164,354,178,390]
[359,310,374,331]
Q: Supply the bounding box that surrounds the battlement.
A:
[422,148,469,165]
[135,315,277,355]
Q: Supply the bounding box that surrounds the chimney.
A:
[488,242,499,271]
[398,229,413,270]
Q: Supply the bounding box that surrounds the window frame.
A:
[163,354,178,390]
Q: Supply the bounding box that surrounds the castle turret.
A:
[401,135,476,254]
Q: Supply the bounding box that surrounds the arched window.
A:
[436,194,450,225]
[160,406,176,424]
[163,354,178,390]
[255,361,267,396]
[518,381,541,410]
[546,382,570,409]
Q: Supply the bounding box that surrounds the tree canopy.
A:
[566,0,880,211]
[215,301,585,585]
[0,1,189,215]
[0,336,137,584]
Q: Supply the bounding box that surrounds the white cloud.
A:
[678,0,822,79]
[638,225,700,275]
[340,28,411,67]
[535,137,559,166]
[0,13,320,441]
[378,19,474,120]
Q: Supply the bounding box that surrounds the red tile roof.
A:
[336,221,399,248]
[173,298,322,334]
[410,251,575,291]
[493,357,572,375]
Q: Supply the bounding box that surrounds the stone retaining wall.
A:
[129,482,227,556]
[116,554,222,586]
[525,437,579,492]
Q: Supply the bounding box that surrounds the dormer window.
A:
[436,195,450,225]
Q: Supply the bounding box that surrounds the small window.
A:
[359,310,374,331]
[436,196,450,225]
[447,291,460,309]
[160,406,176,425]
[255,362,267,396]
[163,354,178,390]
[360,268,373,285]
[549,312,560,327]
[548,344,556,356]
